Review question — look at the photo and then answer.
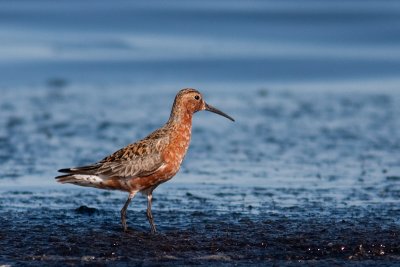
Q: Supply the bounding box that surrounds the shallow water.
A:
[1,0,400,265]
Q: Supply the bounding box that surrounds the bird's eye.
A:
[194,95,200,100]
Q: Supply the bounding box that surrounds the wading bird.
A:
[56,88,234,233]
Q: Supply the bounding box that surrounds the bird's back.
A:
[56,120,192,192]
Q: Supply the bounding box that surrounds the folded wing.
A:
[57,135,168,179]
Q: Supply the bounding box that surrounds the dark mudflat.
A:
[1,189,399,266]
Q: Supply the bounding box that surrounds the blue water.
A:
[0,0,400,87]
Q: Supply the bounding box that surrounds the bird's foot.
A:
[150,225,157,234]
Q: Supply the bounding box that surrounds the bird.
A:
[55,88,234,233]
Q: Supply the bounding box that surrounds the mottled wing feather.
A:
[95,133,169,178]
[104,129,171,176]
[96,153,164,178]
[59,127,170,178]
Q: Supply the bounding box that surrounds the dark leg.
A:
[146,192,157,234]
[121,192,136,232]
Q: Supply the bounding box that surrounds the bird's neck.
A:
[163,107,193,167]
[167,103,193,127]
[167,111,193,132]
[165,101,195,164]
[166,105,193,146]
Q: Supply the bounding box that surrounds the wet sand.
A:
[1,188,399,266]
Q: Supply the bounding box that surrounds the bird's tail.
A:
[55,173,106,189]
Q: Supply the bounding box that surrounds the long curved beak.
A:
[205,103,235,122]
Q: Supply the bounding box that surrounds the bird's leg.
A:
[121,192,135,232]
[146,192,157,234]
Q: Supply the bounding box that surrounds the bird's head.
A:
[172,88,234,122]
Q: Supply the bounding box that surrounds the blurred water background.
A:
[0,0,399,221]
[1,0,400,89]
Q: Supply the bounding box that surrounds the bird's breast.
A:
[163,122,192,171]
[126,119,193,192]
